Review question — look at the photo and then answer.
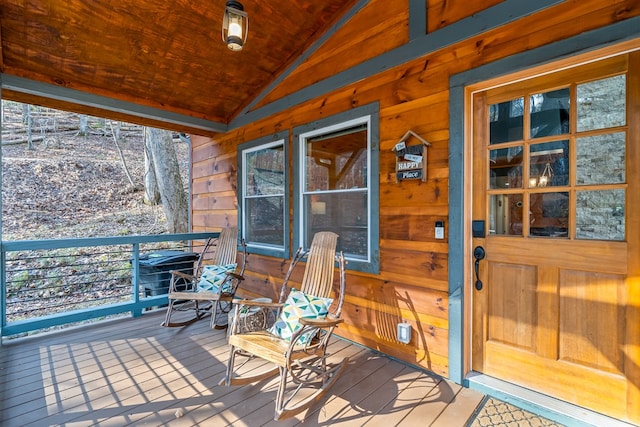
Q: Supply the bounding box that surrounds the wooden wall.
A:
[191,0,640,377]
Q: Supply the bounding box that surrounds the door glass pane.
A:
[529,140,569,188]
[576,132,626,185]
[489,194,523,236]
[489,98,524,144]
[577,75,626,132]
[530,88,570,138]
[530,192,569,237]
[490,146,523,189]
[576,190,625,241]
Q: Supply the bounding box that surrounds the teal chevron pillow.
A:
[196,263,237,293]
[268,289,333,344]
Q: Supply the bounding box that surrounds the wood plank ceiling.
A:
[0,0,358,134]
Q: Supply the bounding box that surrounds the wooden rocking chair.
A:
[220,231,347,421]
[162,227,247,328]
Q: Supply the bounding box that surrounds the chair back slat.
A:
[212,226,239,265]
[300,232,338,299]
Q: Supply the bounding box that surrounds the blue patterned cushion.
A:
[268,289,333,343]
[196,263,237,293]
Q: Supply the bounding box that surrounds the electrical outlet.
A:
[397,323,411,344]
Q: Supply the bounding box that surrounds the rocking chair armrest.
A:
[170,270,195,281]
[299,317,344,328]
[226,272,245,281]
[235,299,283,309]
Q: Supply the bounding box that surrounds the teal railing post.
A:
[131,242,142,318]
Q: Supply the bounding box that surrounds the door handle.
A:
[473,246,485,291]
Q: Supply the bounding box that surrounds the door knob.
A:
[473,246,485,291]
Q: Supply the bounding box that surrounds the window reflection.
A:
[490,146,523,189]
[489,194,523,236]
[529,141,569,188]
[529,192,569,237]
[530,88,570,138]
[489,98,524,144]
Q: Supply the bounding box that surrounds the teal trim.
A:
[1,232,214,251]
[1,75,227,133]
[131,243,142,318]
[448,84,466,385]
[292,102,380,274]
[237,131,290,259]
[409,0,427,40]
[447,9,640,391]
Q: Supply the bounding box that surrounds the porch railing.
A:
[0,232,216,337]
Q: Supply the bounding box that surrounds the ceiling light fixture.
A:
[222,0,248,51]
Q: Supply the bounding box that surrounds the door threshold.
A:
[466,372,636,427]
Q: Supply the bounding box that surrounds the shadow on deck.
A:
[0,310,485,426]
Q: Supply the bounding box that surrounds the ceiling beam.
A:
[1,74,228,134]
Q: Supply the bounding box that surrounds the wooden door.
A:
[471,52,640,423]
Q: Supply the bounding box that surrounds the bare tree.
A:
[144,127,188,233]
[143,128,161,205]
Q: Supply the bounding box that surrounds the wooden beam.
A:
[1,75,227,135]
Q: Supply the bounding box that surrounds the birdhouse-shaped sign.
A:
[393,130,430,182]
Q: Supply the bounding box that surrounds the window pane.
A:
[530,88,570,138]
[577,75,626,132]
[576,132,626,185]
[246,146,284,196]
[489,194,523,236]
[576,190,625,241]
[529,192,569,237]
[529,140,569,188]
[490,146,523,189]
[306,128,367,191]
[245,196,284,246]
[489,98,524,144]
[305,191,368,258]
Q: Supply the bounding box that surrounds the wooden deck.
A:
[0,310,484,426]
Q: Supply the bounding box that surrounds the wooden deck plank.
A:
[430,387,485,427]
[0,310,483,426]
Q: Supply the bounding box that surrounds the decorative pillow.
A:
[268,289,333,344]
[196,263,237,293]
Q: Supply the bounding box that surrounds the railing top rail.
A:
[1,232,219,252]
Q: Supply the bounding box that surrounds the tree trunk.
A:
[143,128,161,206]
[26,105,33,150]
[144,127,188,233]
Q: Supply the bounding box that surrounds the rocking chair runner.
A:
[162,227,247,328]
[220,231,347,421]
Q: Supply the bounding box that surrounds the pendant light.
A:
[222,1,248,51]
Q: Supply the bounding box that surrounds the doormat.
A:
[466,397,565,427]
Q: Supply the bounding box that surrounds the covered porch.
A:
[0,310,484,426]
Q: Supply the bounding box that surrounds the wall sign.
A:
[393,130,430,182]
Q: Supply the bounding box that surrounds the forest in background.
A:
[1,101,190,241]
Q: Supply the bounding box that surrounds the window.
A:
[294,104,379,273]
[238,132,289,257]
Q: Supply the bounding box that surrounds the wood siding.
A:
[191,0,640,377]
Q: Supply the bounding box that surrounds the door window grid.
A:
[487,74,627,241]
